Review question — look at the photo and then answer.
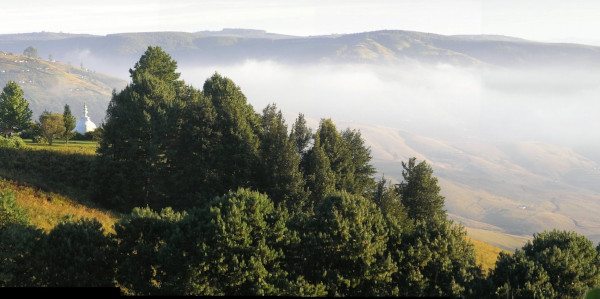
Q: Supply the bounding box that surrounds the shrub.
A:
[0,136,26,149]
[0,223,45,287]
[0,190,28,228]
[37,218,116,287]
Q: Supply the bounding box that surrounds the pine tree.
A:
[303,134,336,206]
[257,104,307,208]
[396,219,483,297]
[341,128,376,196]
[62,104,76,143]
[181,189,291,295]
[0,81,32,136]
[397,158,446,221]
[201,73,261,194]
[290,113,312,156]
[94,46,185,210]
[304,191,397,296]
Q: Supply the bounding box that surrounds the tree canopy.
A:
[0,82,32,136]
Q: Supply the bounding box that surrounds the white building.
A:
[75,104,97,134]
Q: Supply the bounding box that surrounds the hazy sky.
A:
[1,0,600,45]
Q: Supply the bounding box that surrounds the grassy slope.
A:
[0,178,118,233]
[0,51,126,122]
[467,237,505,273]
[465,227,530,251]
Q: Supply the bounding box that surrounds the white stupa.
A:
[75,104,97,134]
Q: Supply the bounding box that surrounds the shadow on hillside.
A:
[0,147,98,208]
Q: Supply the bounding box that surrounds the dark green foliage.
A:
[398,157,446,221]
[374,177,408,224]
[169,86,218,204]
[201,73,261,194]
[396,219,483,297]
[490,230,600,298]
[181,189,292,295]
[304,191,397,296]
[522,230,600,296]
[304,119,376,202]
[36,219,116,287]
[0,81,32,136]
[0,224,45,287]
[0,147,94,198]
[303,133,336,206]
[114,207,186,295]
[62,104,76,143]
[290,113,312,156]
[490,251,555,298]
[340,128,377,195]
[94,46,185,210]
[257,104,306,208]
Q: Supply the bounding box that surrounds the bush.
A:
[115,207,187,295]
[490,230,600,298]
[37,219,116,287]
[0,223,45,287]
[0,190,28,228]
[180,189,292,296]
[0,136,25,149]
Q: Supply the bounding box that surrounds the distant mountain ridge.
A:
[2,29,600,78]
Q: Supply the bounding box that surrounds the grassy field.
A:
[0,178,119,233]
[467,237,505,273]
[24,139,98,155]
[465,227,530,251]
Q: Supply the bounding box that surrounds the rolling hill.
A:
[336,121,600,243]
[0,51,126,122]
[2,29,600,79]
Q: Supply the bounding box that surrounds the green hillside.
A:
[0,51,126,122]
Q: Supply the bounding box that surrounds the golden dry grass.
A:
[467,236,506,274]
[0,178,119,233]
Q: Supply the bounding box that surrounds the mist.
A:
[178,61,600,159]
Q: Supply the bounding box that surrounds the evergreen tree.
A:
[181,189,292,295]
[0,81,32,136]
[257,104,307,208]
[168,86,218,205]
[115,207,186,295]
[524,230,600,297]
[304,191,396,296]
[201,73,261,194]
[490,251,555,298]
[289,113,312,156]
[62,104,76,143]
[303,134,336,206]
[94,46,185,210]
[311,119,376,197]
[396,219,483,297]
[341,128,376,196]
[397,158,446,221]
